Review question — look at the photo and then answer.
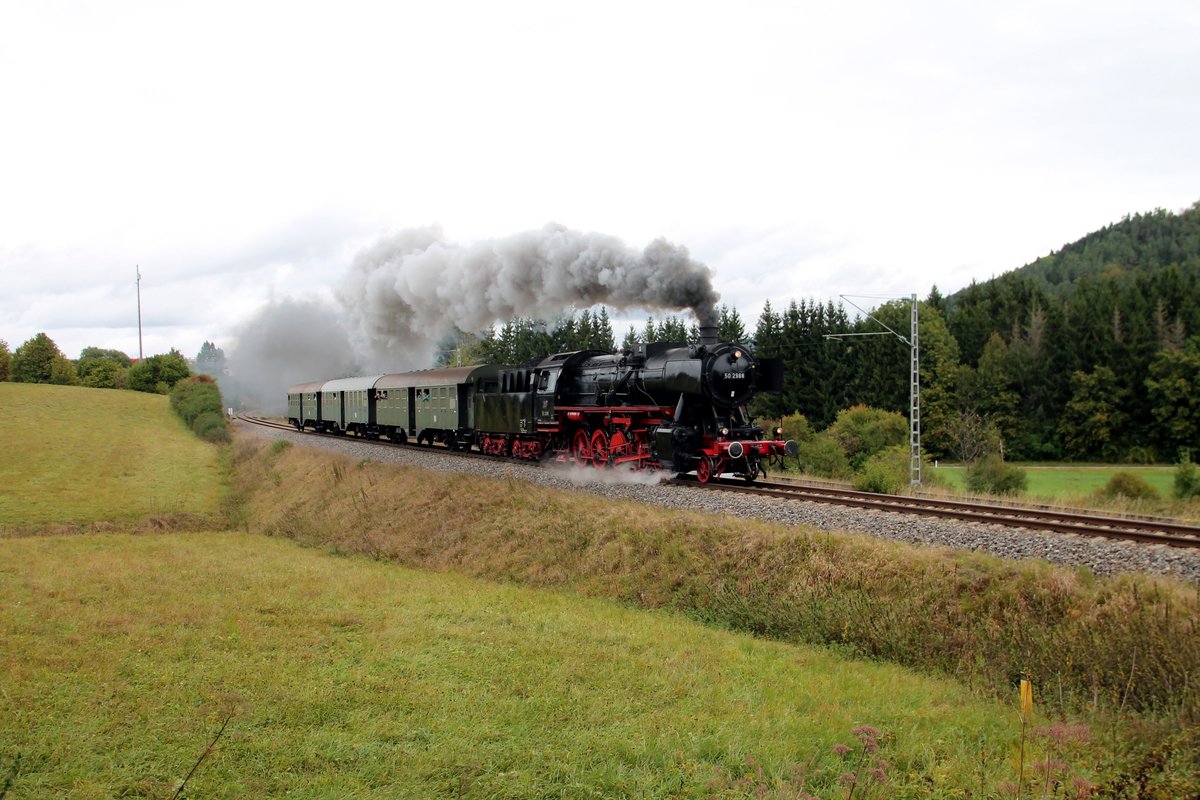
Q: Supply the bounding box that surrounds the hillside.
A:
[1005,202,1200,297]
[895,203,1200,462]
[0,383,224,530]
[942,202,1200,310]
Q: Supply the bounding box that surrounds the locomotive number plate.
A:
[722,372,746,380]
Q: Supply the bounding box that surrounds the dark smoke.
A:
[222,297,359,413]
[339,223,720,368]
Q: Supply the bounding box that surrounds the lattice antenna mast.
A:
[825,293,921,487]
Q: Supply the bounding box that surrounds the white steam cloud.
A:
[339,223,720,369]
[223,297,359,412]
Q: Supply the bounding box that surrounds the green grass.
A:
[930,463,1178,501]
[1,531,1031,798]
[0,383,223,529]
[3,387,1197,796]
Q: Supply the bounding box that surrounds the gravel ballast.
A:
[240,423,1200,584]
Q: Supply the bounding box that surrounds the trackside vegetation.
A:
[229,440,1200,726]
[169,374,229,443]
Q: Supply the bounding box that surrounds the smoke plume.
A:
[222,297,359,413]
[339,223,720,368]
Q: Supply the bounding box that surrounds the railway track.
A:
[671,477,1200,549]
[238,415,1200,550]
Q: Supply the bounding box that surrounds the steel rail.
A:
[672,477,1200,549]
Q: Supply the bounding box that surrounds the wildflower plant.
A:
[830,725,891,799]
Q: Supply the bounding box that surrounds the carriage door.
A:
[535,369,557,424]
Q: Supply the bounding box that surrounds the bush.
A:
[192,411,230,443]
[853,445,908,494]
[778,412,815,444]
[1175,459,1200,500]
[170,375,227,442]
[171,375,224,426]
[128,349,191,394]
[79,360,129,389]
[964,454,1027,496]
[1097,471,1159,501]
[824,405,908,470]
[796,436,852,480]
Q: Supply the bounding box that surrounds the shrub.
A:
[824,405,908,470]
[79,360,129,389]
[779,412,815,444]
[192,411,230,443]
[128,349,191,394]
[171,375,224,426]
[1096,471,1159,501]
[964,454,1027,496]
[170,375,228,442]
[1175,459,1200,500]
[796,436,852,480]
[852,445,909,494]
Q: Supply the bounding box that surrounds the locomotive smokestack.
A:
[699,325,719,345]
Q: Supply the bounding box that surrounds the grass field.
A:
[3,385,1197,797]
[1,532,1026,799]
[0,383,224,530]
[930,463,1178,500]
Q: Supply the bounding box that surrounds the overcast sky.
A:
[2,0,1198,364]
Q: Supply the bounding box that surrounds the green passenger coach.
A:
[287,380,326,430]
[288,366,501,446]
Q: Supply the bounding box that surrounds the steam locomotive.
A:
[287,326,797,483]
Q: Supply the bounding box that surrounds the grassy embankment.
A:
[1,383,1198,796]
[0,383,224,531]
[233,440,1200,719]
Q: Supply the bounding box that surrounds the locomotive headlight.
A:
[773,426,783,437]
[720,427,730,437]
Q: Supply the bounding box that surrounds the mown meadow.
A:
[4,531,1024,798]
[1,384,1198,798]
[0,383,224,531]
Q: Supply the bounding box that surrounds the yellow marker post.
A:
[1017,676,1034,798]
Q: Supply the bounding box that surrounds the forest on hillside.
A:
[464,203,1200,464]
